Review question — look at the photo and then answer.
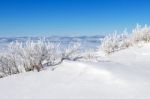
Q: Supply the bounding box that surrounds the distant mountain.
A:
[0,36,104,50]
[0,36,104,43]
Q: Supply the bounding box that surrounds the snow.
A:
[0,43,150,99]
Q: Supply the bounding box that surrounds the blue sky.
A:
[0,0,150,37]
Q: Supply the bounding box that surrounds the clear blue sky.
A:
[0,0,150,37]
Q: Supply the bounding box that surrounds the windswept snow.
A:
[0,43,150,99]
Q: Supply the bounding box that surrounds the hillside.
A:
[0,43,150,99]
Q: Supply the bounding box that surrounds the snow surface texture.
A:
[0,43,150,99]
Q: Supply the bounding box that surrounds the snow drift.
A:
[0,43,150,99]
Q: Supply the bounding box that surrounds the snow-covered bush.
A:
[0,53,19,77]
[0,41,24,77]
[99,24,150,54]
[100,32,130,54]
[0,39,82,78]
[80,49,99,61]
[19,40,61,71]
[131,24,150,43]
[61,42,82,61]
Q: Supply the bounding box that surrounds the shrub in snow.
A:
[0,39,82,78]
[0,42,22,77]
[131,24,150,43]
[0,53,19,77]
[100,32,130,54]
[19,40,61,71]
[80,49,99,61]
[99,24,150,54]
[61,42,82,61]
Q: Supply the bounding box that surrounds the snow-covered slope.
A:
[0,43,150,99]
